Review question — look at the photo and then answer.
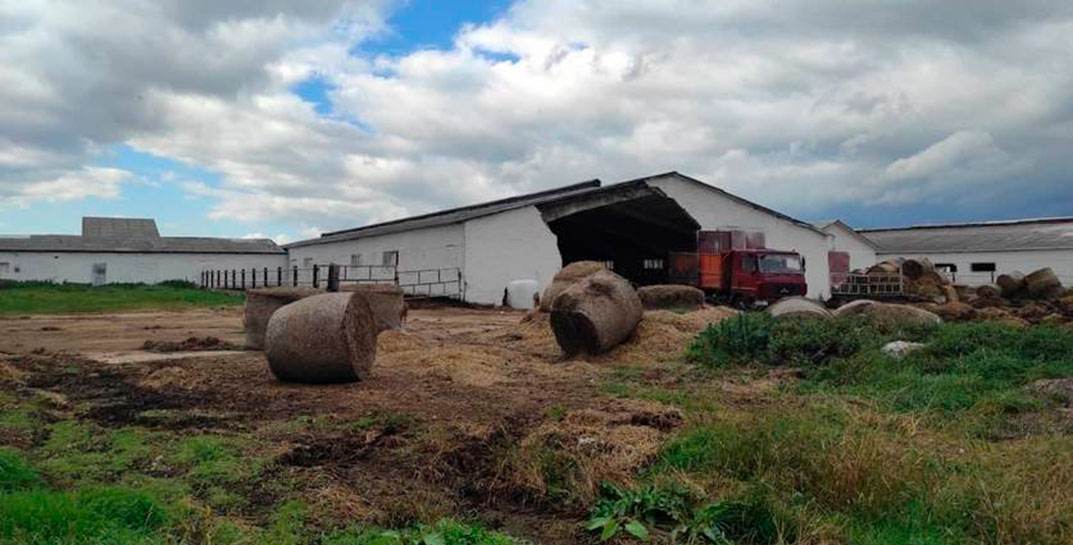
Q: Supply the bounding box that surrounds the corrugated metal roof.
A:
[0,217,283,254]
[861,217,1073,253]
[82,217,159,239]
[287,172,826,249]
[813,219,878,249]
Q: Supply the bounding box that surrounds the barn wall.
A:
[463,206,562,305]
[0,252,286,284]
[647,176,833,299]
[875,249,1073,286]
[285,224,464,272]
[824,223,877,271]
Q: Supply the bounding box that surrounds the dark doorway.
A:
[542,193,699,286]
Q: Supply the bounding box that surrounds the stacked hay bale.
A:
[769,297,833,320]
[265,292,379,384]
[550,270,643,356]
[244,287,321,349]
[539,261,607,311]
[636,285,705,311]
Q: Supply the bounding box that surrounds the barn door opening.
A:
[540,190,699,286]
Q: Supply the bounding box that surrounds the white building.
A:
[0,217,286,285]
[814,220,879,272]
[861,218,1073,286]
[286,172,834,304]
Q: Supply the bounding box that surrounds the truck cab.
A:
[696,249,807,304]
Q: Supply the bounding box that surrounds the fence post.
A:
[263,268,269,288]
[241,269,246,289]
[327,264,339,292]
[312,264,320,289]
[277,267,282,287]
[231,269,236,289]
[292,266,298,287]
[224,270,229,289]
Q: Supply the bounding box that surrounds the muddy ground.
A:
[0,304,737,543]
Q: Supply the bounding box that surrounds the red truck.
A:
[669,230,807,305]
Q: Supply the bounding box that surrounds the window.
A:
[302,257,313,268]
[759,254,802,273]
[935,263,958,272]
[970,263,996,272]
[350,253,362,267]
[0,262,8,274]
[382,251,399,267]
[642,258,664,270]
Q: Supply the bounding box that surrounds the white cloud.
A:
[4,167,132,206]
[2,0,1072,233]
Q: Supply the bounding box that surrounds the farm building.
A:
[0,217,286,285]
[285,172,834,304]
[861,218,1073,286]
[814,220,879,273]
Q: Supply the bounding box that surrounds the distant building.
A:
[860,218,1073,286]
[0,217,286,285]
[813,220,878,272]
[286,172,834,304]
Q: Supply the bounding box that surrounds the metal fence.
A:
[200,264,463,299]
[830,271,905,298]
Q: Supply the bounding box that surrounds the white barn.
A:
[286,172,834,304]
[861,218,1073,286]
[0,217,286,285]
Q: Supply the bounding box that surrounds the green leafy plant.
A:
[586,483,691,542]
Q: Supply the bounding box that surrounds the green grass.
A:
[323,519,524,545]
[0,281,243,315]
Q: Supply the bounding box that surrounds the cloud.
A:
[2,0,1072,235]
[3,166,132,206]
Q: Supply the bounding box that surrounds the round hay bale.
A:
[953,284,975,300]
[768,297,832,320]
[976,307,1029,328]
[550,270,642,356]
[539,261,608,311]
[996,271,1026,298]
[636,284,705,310]
[866,303,942,327]
[264,292,378,384]
[901,258,934,280]
[1026,268,1062,298]
[341,283,406,332]
[975,284,1001,299]
[244,287,322,350]
[867,260,900,275]
[832,299,880,318]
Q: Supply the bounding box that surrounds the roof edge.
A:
[859,216,1073,233]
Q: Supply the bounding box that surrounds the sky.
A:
[1,1,1072,244]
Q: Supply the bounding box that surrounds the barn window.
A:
[642,258,664,270]
[970,263,996,272]
[350,254,362,266]
[382,251,399,267]
[935,263,958,272]
[0,262,9,274]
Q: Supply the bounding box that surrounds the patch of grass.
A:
[324,518,524,545]
[0,281,243,315]
[0,485,168,545]
[173,435,261,486]
[0,449,43,492]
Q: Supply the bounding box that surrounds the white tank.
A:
[505,279,540,309]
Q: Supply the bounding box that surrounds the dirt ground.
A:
[0,303,737,543]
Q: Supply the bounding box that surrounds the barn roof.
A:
[860,217,1073,253]
[286,171,824,249]
[813,219,878,249]
[0,217,283,254]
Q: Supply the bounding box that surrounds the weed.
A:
[324,518,523,545]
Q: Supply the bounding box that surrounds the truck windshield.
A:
[759,254,802,273]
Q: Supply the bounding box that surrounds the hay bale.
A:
[953,284,975,301]
[550,270,642,356]
[901,258,934,280]
[768,297,832,320]
[1026,268,1063,299]
[934,301,977,321]
[265,292,378,384]
[975,284,1001,299]
[832,299,879,318]
[997,271,1026,298]
[341,283,406,332]
[864,303,942,327]
[539,261,607,311]
[636,284,705,310]
[244,288,321,349]
[970,295,1006,309]
[976,307,1029,328]
[867,259,901,275]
